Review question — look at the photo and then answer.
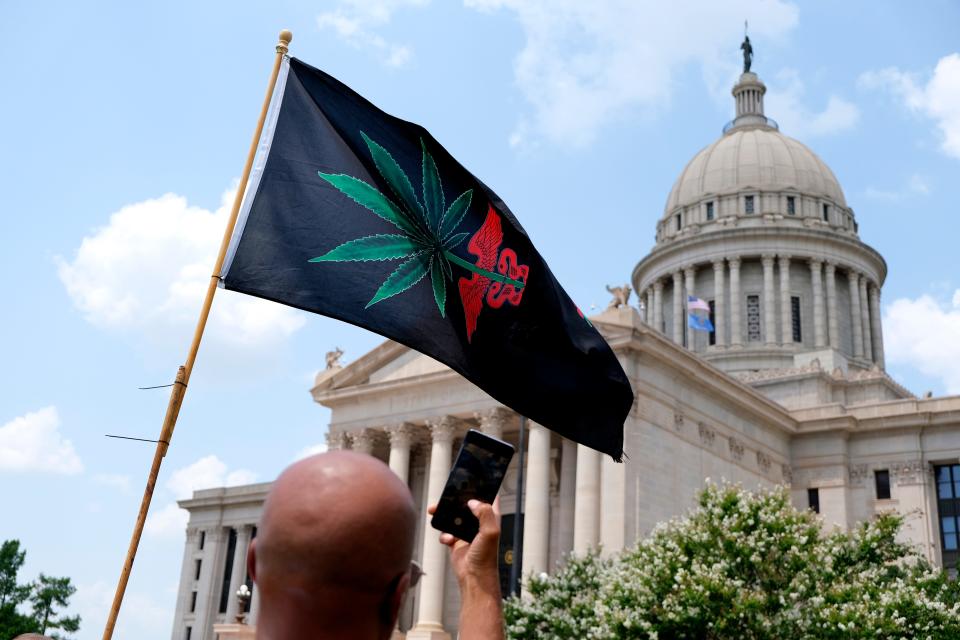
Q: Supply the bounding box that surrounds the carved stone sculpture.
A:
[605,284,632,310]
[325,347,345,370]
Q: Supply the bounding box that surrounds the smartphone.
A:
[430,428,515,542]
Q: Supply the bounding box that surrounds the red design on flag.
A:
[457,205,528,341]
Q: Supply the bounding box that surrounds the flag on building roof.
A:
[219,57,633,460]
[688,313,715,332]
[687,295,711,313]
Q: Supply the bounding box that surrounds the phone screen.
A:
[431,429,515,542]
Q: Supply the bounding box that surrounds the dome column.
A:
[809,259,826,348]
[859,276,873,361]
[653,280,664,334]
[825,262,840,348]
[712,260,726,348]
[729,257,742,348]
[847,270,864,359]
[869,283,885,368]
[672,271,684,345]
[761,255,776,346]
[778,256,792,345]
[684,266,696,349]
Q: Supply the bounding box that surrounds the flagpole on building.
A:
[101,29,293,640]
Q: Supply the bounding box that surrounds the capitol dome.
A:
[664,127,847,216]
[633,67,887,375]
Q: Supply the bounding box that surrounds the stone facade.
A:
[169,69,960,640]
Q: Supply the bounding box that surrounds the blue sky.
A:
[2,1,960,637]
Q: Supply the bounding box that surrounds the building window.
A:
[194,559,202,581]
[745,195,755,214]
[807,488,820,514]
[705,201,714,221]
[198,530,205,550]
[936,464,960,571]
[186,627,192,640]
[790,296,802,343]
[875,469,891,500]
[822,203,829,222]
[675,213,682,231]
[746,295,761,342]
[708,299,716,346]
[219,528,238,614]
[787,196,796,215]
[190,591,197,613]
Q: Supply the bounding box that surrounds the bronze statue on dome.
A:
[741,35,753,73]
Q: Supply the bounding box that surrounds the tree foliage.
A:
[0,540,80,640]
[505,483,960,639]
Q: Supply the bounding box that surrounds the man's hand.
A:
[427,498,504,640]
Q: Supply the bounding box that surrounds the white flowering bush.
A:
[505,483,960,639]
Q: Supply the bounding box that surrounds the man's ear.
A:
[246,538,257,583]
[383,571,411,629]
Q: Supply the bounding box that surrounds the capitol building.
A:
[169,65,960,640]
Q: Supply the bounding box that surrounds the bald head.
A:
[256,450,417,593]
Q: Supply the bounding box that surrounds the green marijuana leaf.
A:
[311,134,524,318]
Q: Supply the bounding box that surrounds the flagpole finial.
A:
[277,29,293,55]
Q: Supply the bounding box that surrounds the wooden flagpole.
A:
[101,29,292,640]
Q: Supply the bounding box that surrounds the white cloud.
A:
[0,406,83,474]
[864,173,931,201]
[167,454,258,499]
[57,188,306,353]
[464,0,799,147]
[74,581,171,640]
[317,0,429,67]
[146,455,257,537]
[859,53,960,159]
[293,441,328,462]
[144,502,191,538]
[765,69,860,138]
[883,290,960,394]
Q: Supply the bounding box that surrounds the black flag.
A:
[221,57,633,460]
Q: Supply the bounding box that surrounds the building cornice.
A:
[791,396,960,434]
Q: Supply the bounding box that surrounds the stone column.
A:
[325,429,349,451]
[410,418,456,639]
[573,445,601,554]
[386,423,415,485]
[521,422,551,589]
[809,259,826,348]
[653,280,664,334]
[193,528,226,629]
[712,259,725,347]
[825,262,840,348]
[643,289,652,324]
[869,283,885,368]
[729,257,742,347]
[557,438,577,558]
[847,270,864,358]
[351,429,376,455]
[248,578,260,626]
[762,254,776,346]
[672,271,684,345]
[477,406,510,440]
[779,255,792,344]
[599,455,626,557]
[859,276,873,361]
[225,525,253,620]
